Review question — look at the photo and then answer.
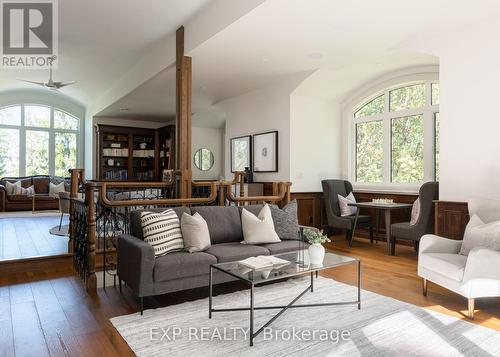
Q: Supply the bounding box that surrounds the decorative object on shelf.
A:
[244,166,253,183]
[253,131,278,172]
[107,158,114,166]
[139,142,147,149]
[230,135,252,172]
[304,228,331,266]
[110,143,121,148]
[193,148,214,171]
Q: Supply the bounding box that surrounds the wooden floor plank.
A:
[11,301,50,357]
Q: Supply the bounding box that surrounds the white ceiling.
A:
[3,0,500,124]
[0,0,210,106]
[99,0,500,122]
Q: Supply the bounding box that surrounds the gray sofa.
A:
[117,204,305,313]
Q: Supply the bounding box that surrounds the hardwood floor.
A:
[0,214,69,261]
[0,234,497,356]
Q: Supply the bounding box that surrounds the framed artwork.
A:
[253,131,278,172]
[230,135,252,172]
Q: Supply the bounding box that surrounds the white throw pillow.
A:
[410,198,420,226]
[241,204,281,244]
[460,214,500,255]
[140,209,184,257]
[5,180,21,195]
[49,182,66,198]
[19,185,35,196]
[181,212,211,253]
[338,192,357,216]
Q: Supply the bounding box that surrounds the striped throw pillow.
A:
[140,209,184,257]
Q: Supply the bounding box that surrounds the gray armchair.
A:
[390,181,439,255]
[322,180,373,246]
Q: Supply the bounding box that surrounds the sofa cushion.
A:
[140,209,184,257]
[241,205,281,244]
[260,240,308,255]
[33,177,50,194]
[191,206,243,244]
[130,206,191,240]
[241,202,300,240]
[153,251,217,282]
[181,212,211,253]
[460,214,500,255]
[419,253,467,281]
[205,242,270,263]
[269,200,300,240]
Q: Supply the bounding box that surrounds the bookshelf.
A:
[96,124,176,181]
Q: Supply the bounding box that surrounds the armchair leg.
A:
[140,296,144,316]
[345,230,350,241]
[390,237,396,256]
[422,278,427,296]
[468,298,475,320]
[59,213,64,230]
[369,226,374,244]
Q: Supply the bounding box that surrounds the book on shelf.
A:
[238,255,290,271]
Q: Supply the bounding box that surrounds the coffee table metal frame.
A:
[208,252,361,346]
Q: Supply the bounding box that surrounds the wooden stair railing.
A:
[69,178,293,294]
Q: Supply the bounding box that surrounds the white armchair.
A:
[417,197,500,319]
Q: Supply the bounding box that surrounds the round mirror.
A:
[194,148,214,171]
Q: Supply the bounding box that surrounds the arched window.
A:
[0,104,80,177]
[353,80,439,186]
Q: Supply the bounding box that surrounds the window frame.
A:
[349,79,439,192]
[0,103,81,177]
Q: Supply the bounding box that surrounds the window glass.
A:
[25,106,50,128]
[431,83,440,105]
[354,95,384,118]
[435,112,440,181]
[55,132,77,177]
[54,110,78,130]
[26,130,49,175]
[0,128,20,176]
[0,106,21,125]
[391,115,424,183]
[356,121,383,182]
[389,84,426,112]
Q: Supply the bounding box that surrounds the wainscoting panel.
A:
[434,201,469,240]
[290,192,325,229]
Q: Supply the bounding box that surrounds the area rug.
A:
[49,224,69,236]
[110,277,500,357]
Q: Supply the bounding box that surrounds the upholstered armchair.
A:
[417,197,500,319]
[322,179,373,245]
[390,181,439,255]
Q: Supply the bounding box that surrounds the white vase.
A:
[308,243,325,266]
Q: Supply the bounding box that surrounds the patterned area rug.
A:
[111,277,500,357]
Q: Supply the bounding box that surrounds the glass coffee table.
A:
[209,250,361,346]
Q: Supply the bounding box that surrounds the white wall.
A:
[192,126,224,180]
[218,72,310,182]
[406,20,500,201]
[290,94,341,192]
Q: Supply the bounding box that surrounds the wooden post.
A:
[176,26,192,199]
[85,183,97,294]
[68,168,83,253]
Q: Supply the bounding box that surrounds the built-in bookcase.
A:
[96,124,175,181]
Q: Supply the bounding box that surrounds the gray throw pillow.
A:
[269,200,300,240]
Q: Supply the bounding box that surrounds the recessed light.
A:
[119,108,129,112]
[307,53,323,60]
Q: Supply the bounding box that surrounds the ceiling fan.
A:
[19,59,76,90]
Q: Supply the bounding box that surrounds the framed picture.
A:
[253,131,278,172]
[230,135,252,172]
